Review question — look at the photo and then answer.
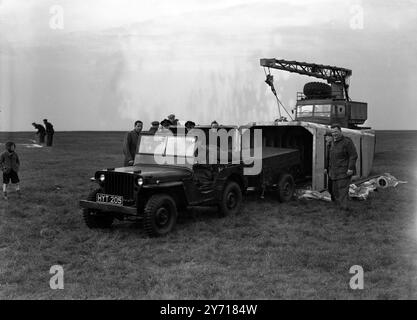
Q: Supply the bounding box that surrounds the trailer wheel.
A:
[277,174,295,202]
[143,194,177,237]
[82,189,114,228]
[219,181,243,217]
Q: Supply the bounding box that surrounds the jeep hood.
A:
[107,164,192,180]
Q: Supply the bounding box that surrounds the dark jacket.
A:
[0,151,20,172]
[148,127,159,134]
[123,130,141,165]
[34,124,46,135]
[44,122,54,135]
[326,135,358,180]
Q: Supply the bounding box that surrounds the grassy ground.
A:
[0,130,416,299]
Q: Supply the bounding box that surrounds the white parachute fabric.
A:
[349,173,407,200]
[297,173,407,202]
[296,189,332,202]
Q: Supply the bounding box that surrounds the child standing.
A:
[0,142,21,200]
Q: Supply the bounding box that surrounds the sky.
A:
[0,0,416,131]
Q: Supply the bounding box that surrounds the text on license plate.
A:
[96,193,123,205]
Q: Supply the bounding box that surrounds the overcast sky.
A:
[1,0,416,131]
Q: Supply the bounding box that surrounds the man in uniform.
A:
[43,119,55,146]
[123,120,143,166]
[325,123,358,210]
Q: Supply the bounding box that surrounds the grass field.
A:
[0,130,416,299]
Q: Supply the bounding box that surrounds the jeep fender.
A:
[140,182,188,211]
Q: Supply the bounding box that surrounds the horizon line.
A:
[1,129,417,133]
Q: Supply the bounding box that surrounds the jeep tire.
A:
[143,194,178,237]
[219,181,243,217]
[83,189,114,228]
[277,173,295,202]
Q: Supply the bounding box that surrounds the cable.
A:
[264,69,293,121]
[274,93,293,121]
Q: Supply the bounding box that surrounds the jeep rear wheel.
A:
[219,181,242,217]
[143,194,178,237]
[277,174,295,202]
[82,189,114,228]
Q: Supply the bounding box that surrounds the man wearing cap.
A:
[43,119,55,146]
[149,121,160,134]
[167,114,179,126]
[325,123,358,210]
[123,120,143,166]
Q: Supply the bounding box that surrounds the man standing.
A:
[43,119,55,146]
[167,114,179,126]
[185,121,196,132]
[1,142,21,200]
[210,120,219,129]
[160,119,171,130]
[123,120,143,166]
[32,122,46,144]
[325,123,358,210]
[149,121,160,134]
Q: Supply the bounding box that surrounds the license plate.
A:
[96,193,123,205]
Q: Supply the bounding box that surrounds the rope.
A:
[275,92,282,118]
[264,69,293,121]
[274,93,293,120]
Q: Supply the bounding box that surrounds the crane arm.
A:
[260,58,352,84]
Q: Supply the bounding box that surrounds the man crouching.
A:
[325,124,358,210]
[1,142,21,200]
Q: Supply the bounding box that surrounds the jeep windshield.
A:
[138,134,196,157]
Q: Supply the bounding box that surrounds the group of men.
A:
[31,119,55,146]
[122,115,220,166]
[122,117,357,211]
[148,114,202,133]
[148,115,220,134]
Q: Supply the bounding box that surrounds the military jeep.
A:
[79,128,246,237]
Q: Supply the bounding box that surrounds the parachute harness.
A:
[263,67,293,121]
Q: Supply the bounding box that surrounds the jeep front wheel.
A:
[143,194,178,237]
[219,181,242,217]
[82,189,114,228]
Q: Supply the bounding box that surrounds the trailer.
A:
[243,146,301,201]
[241,121,375,191]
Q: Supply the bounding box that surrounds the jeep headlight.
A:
[137,177,143,186]
[99,174,105,182]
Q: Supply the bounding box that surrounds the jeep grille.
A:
[104,172,135,199]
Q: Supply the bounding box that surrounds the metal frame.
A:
[260,58,352,83]
[260,58,352,100]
